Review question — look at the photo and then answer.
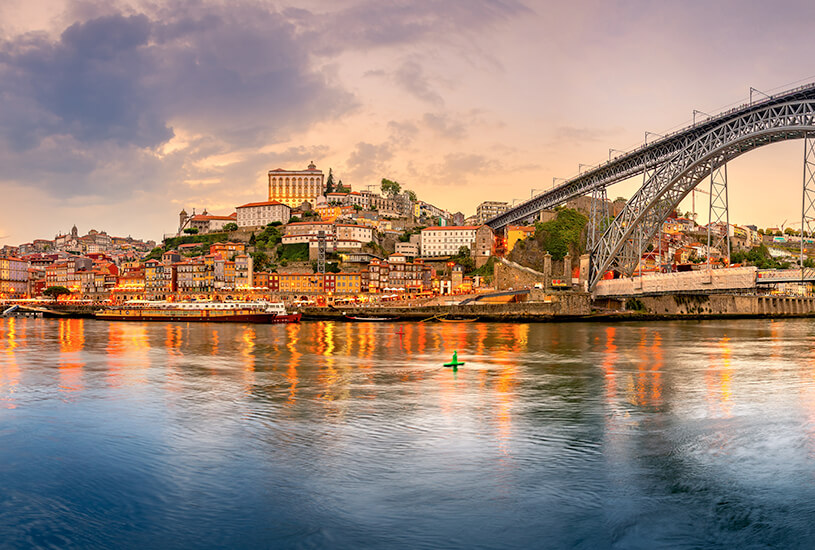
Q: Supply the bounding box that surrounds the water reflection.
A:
[4,319,815,547]
[59,319,85,393]
[0,318,20,409]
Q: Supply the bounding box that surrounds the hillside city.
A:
[0,162,808,303]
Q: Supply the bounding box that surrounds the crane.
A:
[689,187,710,221]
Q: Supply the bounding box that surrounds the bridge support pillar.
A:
[707,162,730,267]
[543,253,552,289]
[801,133,815,279]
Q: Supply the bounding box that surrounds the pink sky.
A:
[1,0,814,244]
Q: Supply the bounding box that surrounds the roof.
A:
[190,213,237,221]
[422,225,479,231]
[236,200,288,208]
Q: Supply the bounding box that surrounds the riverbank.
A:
[10,292,815,322]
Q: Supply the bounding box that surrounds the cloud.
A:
[311,0,533,53]
[344,141,393,183]
[422,112,466,140]
[0,3,357,199]
[394,60,444,106]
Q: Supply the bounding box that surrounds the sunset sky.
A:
[2,0,815,244]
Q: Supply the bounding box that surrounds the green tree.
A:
[381,178,401,197]
[43,286,71,300]
[143,246,164,261]
[249,233,256,246]
[223,222,238,231]
[336,180,349,193]
[325,168,335,194]
[452,246,475,272]
[288,216,302,224]
[405,189,417,202]
[531,208,588,261]
[252,250,271,272]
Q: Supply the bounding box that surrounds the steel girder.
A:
[588,99,815,289]
[486,83,815,232]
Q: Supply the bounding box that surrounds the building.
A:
[395,241,420,257]
[0,257,29,297]
[236,200,291,228]
[420,226,479,257]
[186,211,237,234]
[268,162,325,208]
[506,225,535,253]
[472,225,495,267]
[234,254,253,288]
[475,201,509,225]
[209,242,246,261]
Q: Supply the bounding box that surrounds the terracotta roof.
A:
[237,200,288,208]
[422,225,479,231]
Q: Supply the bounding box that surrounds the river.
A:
[1,317,815,548]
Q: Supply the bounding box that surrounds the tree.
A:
[223,222,238,231]
[288,216,302,224]
[252,250,271,272]
[43,286,71,300]
[405,189,417,202]
[249,233,256,246]
[325,168,335,194]
[381,178,401,197]
[336,179,349,193]
[183,228,198,234]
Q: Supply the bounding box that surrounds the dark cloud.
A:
[0,3,356,197]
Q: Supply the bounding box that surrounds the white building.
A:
[236,200,291,228]
[336,224,374,243]
[420,226,478,257]
[267,162,325,208]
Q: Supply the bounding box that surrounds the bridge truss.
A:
[485,83,815,290]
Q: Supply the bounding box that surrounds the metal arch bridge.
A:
[484,82,815,290]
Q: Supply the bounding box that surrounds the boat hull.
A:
[96,311,301,323]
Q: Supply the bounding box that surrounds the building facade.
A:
[268,162,325,208]
[236,201,291,228]
[420,226,478,257]
[475,201,509,225]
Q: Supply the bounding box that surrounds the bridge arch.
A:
[589,99,815,289]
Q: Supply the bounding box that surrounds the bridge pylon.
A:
[802,133,815,278]
[707,162,730,267]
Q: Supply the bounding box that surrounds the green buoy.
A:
[444,350,465,369]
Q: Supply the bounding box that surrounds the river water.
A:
[1,317,815,548]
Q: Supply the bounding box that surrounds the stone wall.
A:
[494,259,547,290]
[636,294,815,316]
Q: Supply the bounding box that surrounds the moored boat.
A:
[343,314,400,322]
[96,300,301,323]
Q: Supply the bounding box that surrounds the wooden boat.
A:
[96,300,301,323]
[438,317,478,323]
[343,314,400,322]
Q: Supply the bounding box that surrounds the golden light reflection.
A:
[106,323,150,387]
[0,318,20,409]
[706,335,733,418]
[602,326,617,405]
[58,318,85,393]
[285,323,301,405]
[240,326,256,391]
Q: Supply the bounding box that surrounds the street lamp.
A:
[531,188,544,198]
[645,131,664,145]
[609,148,625,161]
[579,163,594,174]
[692,109,711,125]
[553,177,567,188]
